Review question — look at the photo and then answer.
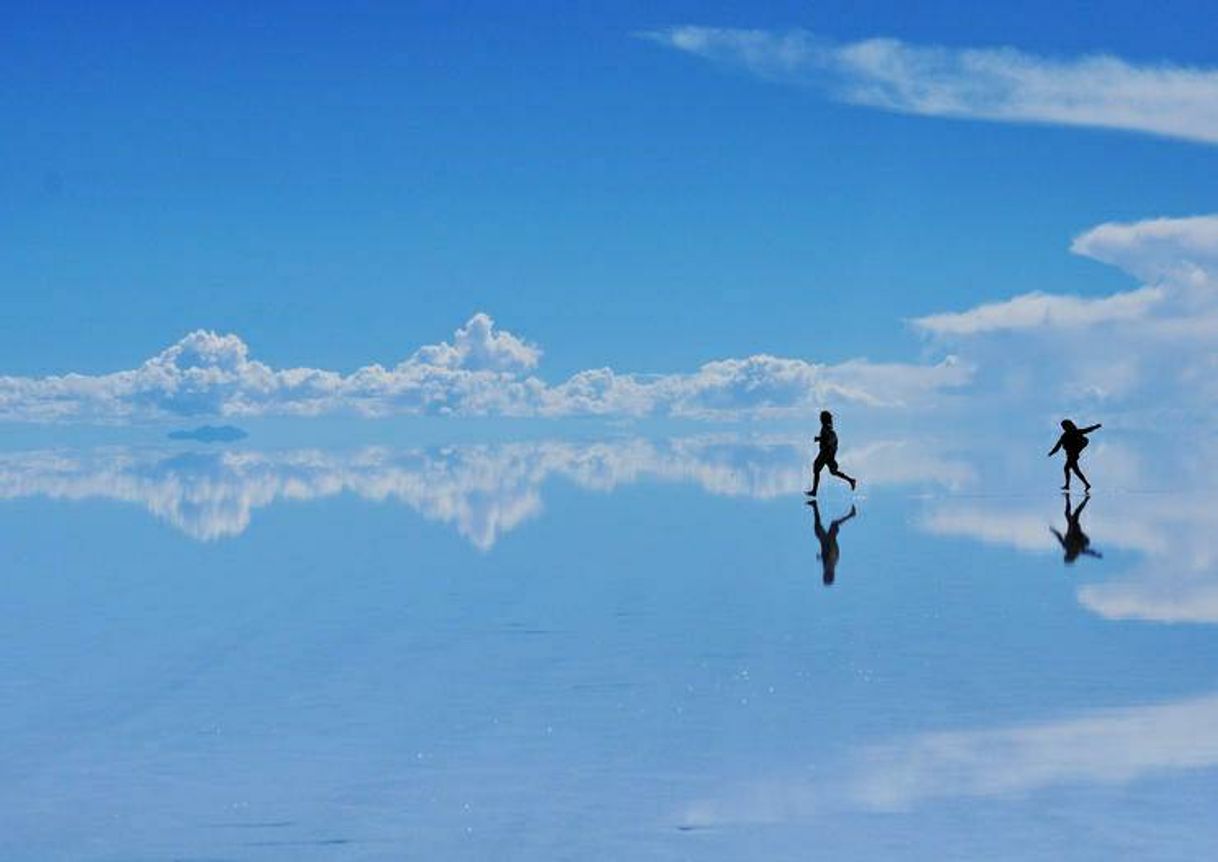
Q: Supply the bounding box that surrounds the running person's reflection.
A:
[809,500,856,585]
[1051,493,1102,564]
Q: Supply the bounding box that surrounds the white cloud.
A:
[0,314,969,423]
[851,692,1218,811]
[911,287,1162,335]
[411,311,542,373]
[1080,574,1218,624]
[908,213,1218,408]
[643,27,1218,145]
[644,24,1218,407]
[1,215,1211,427]
[1072,214,1218,297]
[680,688,1218,824]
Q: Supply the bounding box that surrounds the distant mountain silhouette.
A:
[167,425,249,443]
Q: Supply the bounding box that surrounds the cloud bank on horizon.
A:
[4,212,1217,422]
[5,32,1217,425]
[0,313,970,423]
[642,26,1218,145]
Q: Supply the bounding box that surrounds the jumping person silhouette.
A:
[806,410,856,497]
[1050,492,1102,564]
[810,500,856,585]
[1048,419,1102,491]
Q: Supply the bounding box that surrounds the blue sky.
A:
[3,0,1217,423]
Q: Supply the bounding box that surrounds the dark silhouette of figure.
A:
[810,500,856,585]
[806,410,856,497]
[1048,419,1102,491]
[1051,493,1102,564]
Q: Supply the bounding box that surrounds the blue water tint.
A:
[1,431,1216,860]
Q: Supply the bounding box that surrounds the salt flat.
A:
[2,431,1215,860]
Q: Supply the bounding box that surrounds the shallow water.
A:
[2,431,1216,860]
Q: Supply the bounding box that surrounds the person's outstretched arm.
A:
[1081,423,1102,434]
[1048,436,1063,456]
[1050,527,1067,549]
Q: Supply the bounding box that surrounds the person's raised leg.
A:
[831,465,857,491]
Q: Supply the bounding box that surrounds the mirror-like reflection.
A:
[682,689,1218,826]
[4,430,1218,859]
[1051,492,1102,565]
[809,500,856,585]
[0,436,969,548]
[917,433,1218,625]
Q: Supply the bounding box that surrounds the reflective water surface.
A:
[3,430,1216,860]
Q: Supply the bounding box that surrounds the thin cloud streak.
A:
[852,692,1218,810]
[681,690,1218,824]
[643,27,1218,145]
[911,286,1163,336]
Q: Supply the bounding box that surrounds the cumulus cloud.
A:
[0,435,972,547]
[0,314,969,423]
[411,312,542,373]
[642,27,1218,145]
[907,213,1218,407]
[1072,215,1218,287]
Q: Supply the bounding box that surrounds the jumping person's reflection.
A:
[1051,492,1102,564]
[810,500,856,585]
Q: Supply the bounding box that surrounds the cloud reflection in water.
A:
[0,436,972,549]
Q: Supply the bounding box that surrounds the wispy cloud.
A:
[681,688,1218,824]
[911,286,1162,336]
[852,692,1218,810]
[0,313,969,423]
[642,27,1218,145]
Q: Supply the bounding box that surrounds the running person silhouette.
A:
[1048,419,1102,492]
[806,410,856,497]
